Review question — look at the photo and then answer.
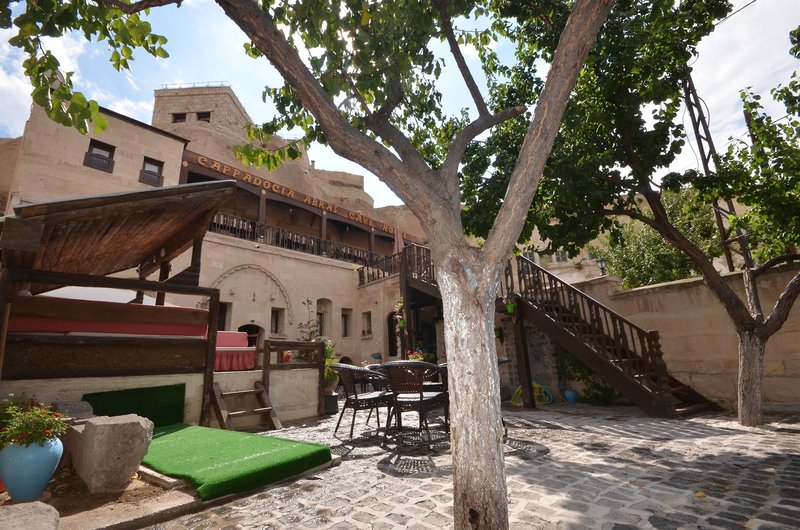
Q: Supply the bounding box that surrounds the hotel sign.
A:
[193,154,406,237]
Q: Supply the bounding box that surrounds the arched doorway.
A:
[237,324,263,347]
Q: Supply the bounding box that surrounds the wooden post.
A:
[513,306,536,409]
[258,190,267,224]
[155,261,170,306]
[200,289,220,426]
[369,227,375,253]
[0,302,11,381]
[262,338,271,395]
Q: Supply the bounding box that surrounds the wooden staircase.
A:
[510,255,718,418]
[396,244,717,418]
[210,381,282,431]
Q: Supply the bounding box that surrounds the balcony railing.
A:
[357,253,402,286]
[209,213,383,267]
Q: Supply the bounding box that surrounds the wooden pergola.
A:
[0,180,236,425]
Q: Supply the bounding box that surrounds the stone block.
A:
[52,400,94,420]
[0,501,59,529]
[72,414,154,494]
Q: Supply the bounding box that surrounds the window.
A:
[139,157,164,187]
[316,311,325,337]
[554,250,569,263]
[270,308,284,335]
[83,139,115,173]
[217,303,231,331]
[196,111,211,122]
[341,308,352,337]
[171,113,186,123]
[361,311,372,336]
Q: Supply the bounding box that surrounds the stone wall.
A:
[213,368,320,425]
[167,232,402,366]
[0,373,205,424]
[498,314,559,402]
[575,264,800,407]
[3,105,186,215]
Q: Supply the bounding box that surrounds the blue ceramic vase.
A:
[563,390,579,403]
[0,437,63,502]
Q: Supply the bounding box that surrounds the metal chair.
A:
[330,364,392,438]
[381,360,449,445]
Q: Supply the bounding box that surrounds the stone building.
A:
[0,84,426,366]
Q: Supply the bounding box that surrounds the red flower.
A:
[43,429,51,436]
[53,413,61,418]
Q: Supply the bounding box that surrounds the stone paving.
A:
[147,403,800,529]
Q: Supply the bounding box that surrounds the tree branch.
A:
[214,0,435,221]
[754,254,800,276]
[440,105,526,182]
[482,0,616,263]
[743,267,764,321]
[637,189,756,329]
[761,269,800,337]
[99,0,182,14]
[434,0,490,118]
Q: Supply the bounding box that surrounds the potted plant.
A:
[322,339,339,393]
[0,394,69,502]
[504,296,516,315]
[393,298,406,328]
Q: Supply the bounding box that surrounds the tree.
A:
[3,1,615,526]
[596,188,722,289]
[463,1,800,427]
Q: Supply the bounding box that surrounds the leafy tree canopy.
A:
[595,188,722,289]
[462,0,731,256]
[705,69,800,262]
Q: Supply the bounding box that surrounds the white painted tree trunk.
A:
[436,253,507,529]
[737,330,765,427]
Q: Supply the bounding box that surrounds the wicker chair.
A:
[381,360,449,445]
[330,364,392,438]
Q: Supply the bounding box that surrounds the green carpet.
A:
[142,424,332,500]
[82,384,185,427]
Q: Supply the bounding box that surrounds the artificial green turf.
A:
[141,424,332,500]
[82,384,185,427]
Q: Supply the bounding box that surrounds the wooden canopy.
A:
[0,181,236,293]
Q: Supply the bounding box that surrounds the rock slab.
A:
[0,501,58,529]
[70,414,154,494]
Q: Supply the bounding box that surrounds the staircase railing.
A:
[513,255,671,396]
[403,243,437,286]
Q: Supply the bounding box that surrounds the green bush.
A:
[556,348,618,405]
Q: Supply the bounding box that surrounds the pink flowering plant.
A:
[407,349,425,361]
[0,394,68,447]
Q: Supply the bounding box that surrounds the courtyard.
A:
[145,403,800,529]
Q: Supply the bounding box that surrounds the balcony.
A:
[209,213,383,267]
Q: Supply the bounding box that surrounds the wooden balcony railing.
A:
[209,213,382,267]
[357,253,402,286]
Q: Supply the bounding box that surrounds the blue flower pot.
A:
[563,390,579,404]
[0,438,63,502]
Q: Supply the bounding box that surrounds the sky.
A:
[0,0,798,207]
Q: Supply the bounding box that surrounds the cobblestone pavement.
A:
[147,403,800,530]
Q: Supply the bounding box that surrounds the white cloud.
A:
[40,33,88,76]
[0,29,31,137]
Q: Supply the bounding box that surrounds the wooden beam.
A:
[7,268,217,297]
[0,218,43,253]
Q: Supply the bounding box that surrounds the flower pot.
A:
[397,319,406,329]
[0,437,63,502]
[563,390,579,404]
[505,302,516,314]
